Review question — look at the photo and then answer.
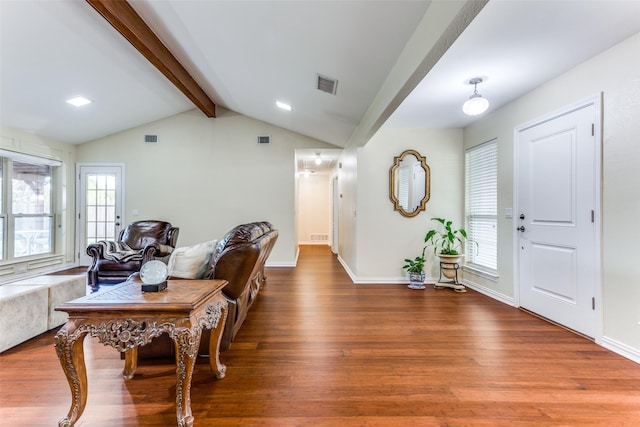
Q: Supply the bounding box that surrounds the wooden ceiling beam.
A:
[86,0,216,118]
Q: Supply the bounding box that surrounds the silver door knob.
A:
[517,226,525,232]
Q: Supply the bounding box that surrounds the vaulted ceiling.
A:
[2,1,640,150]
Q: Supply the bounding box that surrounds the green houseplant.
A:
[424,217,470,256]
[424,217,476,291]
[402,247,426,289]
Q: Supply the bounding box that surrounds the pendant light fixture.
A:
[462,77,489,116]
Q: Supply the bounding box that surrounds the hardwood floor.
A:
[1,245,639,426]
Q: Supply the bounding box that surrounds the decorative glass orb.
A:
[140,260,168,284]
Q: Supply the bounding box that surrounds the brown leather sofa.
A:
[137,221,278,358]
[203,221,278,352]
[86,220,179,288]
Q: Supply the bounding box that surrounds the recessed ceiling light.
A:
[66,96,92,107]
[276,100,292,111]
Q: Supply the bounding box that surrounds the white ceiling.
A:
[2,1,640,152]
[385,0,640,129]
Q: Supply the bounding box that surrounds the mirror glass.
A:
[389,149,430,217]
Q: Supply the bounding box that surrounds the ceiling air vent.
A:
[257,135,271,144]
[144,134,158,144]
[317,74,338,95]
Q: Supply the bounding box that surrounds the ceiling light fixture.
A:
[66,96,92,107]
[315,153,322,165]
[462,78,489,116]
[276,100,292,111]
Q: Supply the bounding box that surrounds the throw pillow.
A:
[167,240,218,279]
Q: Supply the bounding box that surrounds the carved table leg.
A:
[54,322,89,427]
[123,347,138,379]
[172,329,201,427]
[208,304,228,379]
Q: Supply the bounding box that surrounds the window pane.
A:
[12,161,52,215]
[0,216,4,260]
[97,206,106,222]
[85,173,117,246]
[87,205,97,222]
[0,157,3,213]
[14,216,52,257]
[0,158,3,260]
[87,175,96,190]
[465,140,498,272]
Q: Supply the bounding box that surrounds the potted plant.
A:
[424,217,476,290]
[402,247,426,290]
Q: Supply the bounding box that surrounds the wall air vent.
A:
[317,74,338,95]
[257,135,271,144]
[144,134,158,144]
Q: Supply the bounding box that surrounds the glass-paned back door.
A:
[77,165,123,266]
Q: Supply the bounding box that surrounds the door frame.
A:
[512,93,603,343]
[332,175,339,254]
[75,163,126,266]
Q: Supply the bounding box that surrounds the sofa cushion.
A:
[168,240,217,279]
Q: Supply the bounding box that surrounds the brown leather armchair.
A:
[86,220,179,288]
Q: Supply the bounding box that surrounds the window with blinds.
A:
[465,139,498,273]
[0,150,61,261]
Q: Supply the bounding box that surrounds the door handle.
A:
[517,226,525,232]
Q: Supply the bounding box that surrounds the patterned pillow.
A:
[167,240,217,279]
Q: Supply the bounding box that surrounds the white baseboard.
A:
[461,278,516,307]
[265,261,296,267]
[601,336,640,364]
[337,255,356,282]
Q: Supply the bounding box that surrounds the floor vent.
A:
[144,134,158,144]
[257,135,271,144]
[310,234,329,241]
[317,74,338,95]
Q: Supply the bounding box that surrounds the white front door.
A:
[516,100,600,338]
[77,164,124,266]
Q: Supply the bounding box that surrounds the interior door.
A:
[77,164,124,266]
[517,102,599,338]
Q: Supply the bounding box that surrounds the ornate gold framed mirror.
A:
[389,149,430,217]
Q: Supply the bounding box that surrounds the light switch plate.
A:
[505,208,513,219]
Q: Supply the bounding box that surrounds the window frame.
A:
[464,138,498,278]
[0,150,61,262]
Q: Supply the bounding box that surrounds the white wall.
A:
[0,127,77,280]
[464,32,640,356]
[339,128,464,281]
[76,108,337,266]
[297,173,331,245]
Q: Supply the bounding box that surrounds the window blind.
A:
[465,139,498,273]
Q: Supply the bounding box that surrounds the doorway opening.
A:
[295,149,341,251]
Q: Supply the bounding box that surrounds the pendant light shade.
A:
[463,78,489,116]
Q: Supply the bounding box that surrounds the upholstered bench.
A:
[0,274,86,352]
[0,285,49,352]
[6,275,86,329]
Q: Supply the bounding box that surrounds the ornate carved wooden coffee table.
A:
[54,279,228,427]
